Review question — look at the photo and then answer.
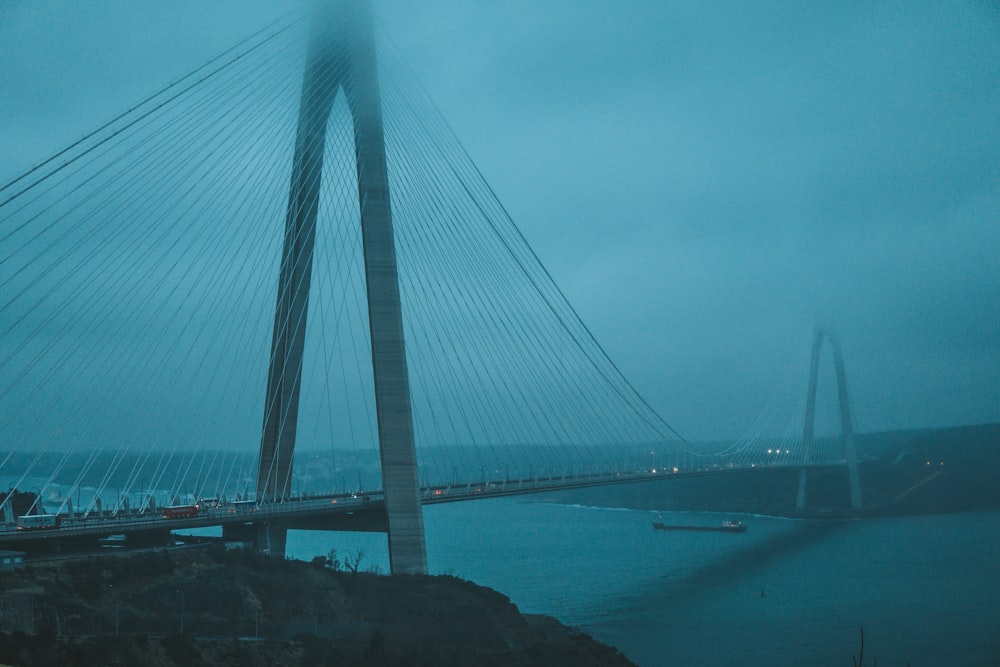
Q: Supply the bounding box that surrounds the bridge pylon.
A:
[256,0,427,574]
[796,327,863,512]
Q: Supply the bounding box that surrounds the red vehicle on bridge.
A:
[162,505,199,519]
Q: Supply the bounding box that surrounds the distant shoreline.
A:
[533,422,1000,517]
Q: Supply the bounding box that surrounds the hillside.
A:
[0,547,634,667]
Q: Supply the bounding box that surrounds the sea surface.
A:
[287,498,1000,666]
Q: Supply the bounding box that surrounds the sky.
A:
[2,0,998,443]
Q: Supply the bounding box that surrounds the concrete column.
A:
[344,0,427,575]
[257,27,341,505]
[255,0,427,572]
[795,328,823,512]
[795,327,863,512]
[829,333,862,510]
[253,522,288,557]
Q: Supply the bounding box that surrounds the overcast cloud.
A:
[2,1,998,441]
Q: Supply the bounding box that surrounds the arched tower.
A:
[795,327,863,511]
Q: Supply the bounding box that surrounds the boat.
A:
[652,519,746,533]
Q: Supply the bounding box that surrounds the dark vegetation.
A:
[851,627,911,667]
[0,546,634,666]
[0,489,40,518]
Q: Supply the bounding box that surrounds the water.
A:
[287,500,1000,666]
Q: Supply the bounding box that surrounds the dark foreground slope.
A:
[0,547,634,667]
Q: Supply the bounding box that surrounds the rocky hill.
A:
[0,547,634,666]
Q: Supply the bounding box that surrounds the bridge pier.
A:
[221,522,285,554]
[253,523,288,556]
[124,529,173,548]
[221,523,252,546]
[795,468,809,511]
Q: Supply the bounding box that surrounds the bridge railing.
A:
[2,460,837,540]
[1,491,387,537]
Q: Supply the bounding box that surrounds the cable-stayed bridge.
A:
[0,1,864,573]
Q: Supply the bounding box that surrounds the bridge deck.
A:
[0,463,851,549]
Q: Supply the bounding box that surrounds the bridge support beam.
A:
[256,0,426,573]
[253,522,288,556]
[796,327,862,511]
[795,468,809,511]
[222,523,255,546]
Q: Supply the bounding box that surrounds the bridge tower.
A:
[255,0,427,574]
[796,327,863,511]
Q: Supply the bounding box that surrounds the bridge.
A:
[0,1,864,573]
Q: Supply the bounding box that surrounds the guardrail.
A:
[1,462,840,542]
[0,492,386,541]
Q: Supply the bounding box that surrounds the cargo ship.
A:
[652,519,746,533]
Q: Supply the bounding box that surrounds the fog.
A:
[2,1,997,443]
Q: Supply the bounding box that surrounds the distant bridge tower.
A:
[255,0,427,574]
[795,327,863,512]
